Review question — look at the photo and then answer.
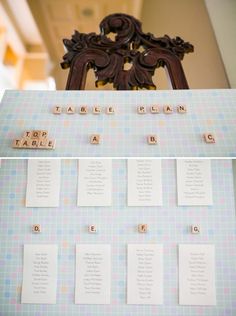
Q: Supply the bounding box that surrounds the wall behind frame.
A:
[141,0,229,89]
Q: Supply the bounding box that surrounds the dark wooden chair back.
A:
[61,13,194,90]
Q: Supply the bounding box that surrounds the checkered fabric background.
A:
[0,90,236,157]
[0,159,236,315]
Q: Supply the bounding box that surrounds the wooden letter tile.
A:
[31,130,41,139]
[12,139,22,148]
[40,130,48,139]
[137,106,146,114]
[147,135,158,145]
[32,224,41,233]
[204,133,216,143]
[177,104,187,113]
[90,134,100,144]
[88,225,97,233]
[23,131,32,138]
[93,106,101,114]
[21,138,30,148]
[46,140,56,149]
[106,106,115,114]
[79,106,88,114]
[163,105,173,114]
[38,139,48,149]
[138,224,148,233]
[150,105,160,113]
[191,225,200,234]
[53,106,62,114]
[30,140,39,148]
[66,106,75,114]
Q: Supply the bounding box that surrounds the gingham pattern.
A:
[0,159,236,315]
[0,90,236,157]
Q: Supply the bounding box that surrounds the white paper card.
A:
[21,244,58,304]
[177,159,213,205]
[127,244,163,305]
[128,159,163,206]
[77,159,112,206]
[75,244,111,304]
[26,159,61,207]
[179,244,216,305]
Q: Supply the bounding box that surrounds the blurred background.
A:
[0,0,235,98]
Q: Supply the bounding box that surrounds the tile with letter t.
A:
[138,224,148,233]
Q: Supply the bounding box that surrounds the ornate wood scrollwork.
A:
[61,13,194,90]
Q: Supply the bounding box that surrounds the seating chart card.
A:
[26,159,61,207]
[127,159,163,206]
[21,244,58,304]
[179,244,216,306]
[75,244,111,304]
[177,159,213,205]
[77,159,112,206]
[127,244,163,305]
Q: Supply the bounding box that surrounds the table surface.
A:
[0,89,236,157]
[0,159,236,316]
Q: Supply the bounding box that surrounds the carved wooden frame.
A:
[61,13,194,90]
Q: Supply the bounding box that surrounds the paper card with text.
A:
[75,244,111,304]
[77,159,112,206]
[128,159,163,206]
[179,244,216,305]
[177,159,213,205]
[21,244,58,304]
[127,244,163,304]
[26,159,61,207]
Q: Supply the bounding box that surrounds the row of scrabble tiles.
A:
[137,104,187,114]
[12,132,216,149]
[53,105,115,114]
[52,104,187,115]
[90,133,216,145]
[32,224,201,234]
[12,130,56,150]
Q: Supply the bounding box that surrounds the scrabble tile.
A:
[90,134,100,144]
[31,130,41,139]
[147,135,158,145]
[93,106,101,114]
[191,225,200,234]
[106,106,115,114]
[38,139,48,148]
[204,133,216,143]
[138,224,148,233]
[150,105,160,113]
[23,131,32,138]
[12,139,22,148]
[53,106,62,114]
[30,140,39,148]
[40,130,48,139]
[137,105,146,114]
[46,139,56,149]
[88,225,97,233]
[177,104,187,113]
[32,224,41,233]
[66,106,75,114]
[79,106,88,114]
[163,105,173,114]
[21,138,31,148]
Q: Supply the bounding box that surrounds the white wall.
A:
[205,0,236,88]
